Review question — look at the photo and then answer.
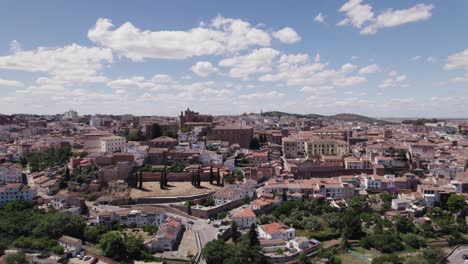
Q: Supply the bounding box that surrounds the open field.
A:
[130,181,223,198]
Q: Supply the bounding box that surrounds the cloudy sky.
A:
[0,0,467,117]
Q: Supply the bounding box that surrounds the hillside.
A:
[261,111,317,118]
[261,111,392,124]
[324,113,394,124]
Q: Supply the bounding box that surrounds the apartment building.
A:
[208,125,254,148]
[232,207,257,229]
[262,177,354,200]
[282,137,302,158]
[148,216,183,252]
[305,138,349,156]
[0,163,22,184]
[100,136,126,152]
[0,183,36,205]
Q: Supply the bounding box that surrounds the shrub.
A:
[401,233,426,249]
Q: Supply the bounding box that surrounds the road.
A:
[165,213,218,264]
[447,246,468,264]
[85,203,219,264]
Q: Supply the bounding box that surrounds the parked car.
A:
[187,220,194,225]
[83,256,91,261]
[462,254,468,260]
[90,257,99,264]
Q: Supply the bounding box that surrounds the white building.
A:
[148,217,183,252]
[100,136,126,153]
[90,116,103,127]
[232,207,257,229]
[58,236,83,257]
[0,183,36,205]
[258,222,295,241]
[362,174,382,189]
[344,157,363,169]
[375,156,395,167]
[97,206,166,226]
[288,237,311,251]
[199,150,223,164]
[391,198,408,211]
[213,183,255,206]
[63,110,78,123]
[0,163,22,184]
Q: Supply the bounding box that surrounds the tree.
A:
[243,195,251,204]
[361,233,404,253]
[196,168,201,187]
[447,193,467,214]
[163,130,176,138]
[339,237,350,251]
[233,169,244,181]
[186,201,192,215]
[148,123,162,139]
[371,254,402,264]
[99,232,127,261]
[127,129,143,141]
[70,164,98,184]
[209,165,214,184]
[163,165,168,187]
[298,252,309,264]
[282,189,288,202]
[123,233,146,260]
[216,168,221,185]
[64,167,70,181]
[395,216,416,234]
[203,197,215,207]
[139,171,143,189]
[421,247,446,264]
[339,208,363,239]
[159,172,164,189]
[349,196,369,208]
[84,226,100,243]
[249,138,260,150]
[401,233,426,249]
[247,223,259,246]
[231,221,240,243]
[5,252,27,264]
[202,240,232,264]
[191,171,195,186]
[24,147,73,172]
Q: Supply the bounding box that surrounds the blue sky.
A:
[0,0,467,117]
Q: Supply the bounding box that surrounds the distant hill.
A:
[261,111,392,124]
[261,111,319,118]
[324,113,393,124]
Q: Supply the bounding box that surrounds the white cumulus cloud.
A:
[338,0,434,35]
[0,78,24,87]
[359,64,380,75]
[0,43,113,86]
[219,48,280,79]
[88,16,271,61]
[272,27,301,44]
[191,61,219,77]
[314,13,326,24]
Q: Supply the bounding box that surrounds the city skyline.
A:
[0,0,467,117]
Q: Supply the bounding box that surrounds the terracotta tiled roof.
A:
[232,208,256,218]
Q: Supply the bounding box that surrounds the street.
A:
[447,246,468,264]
